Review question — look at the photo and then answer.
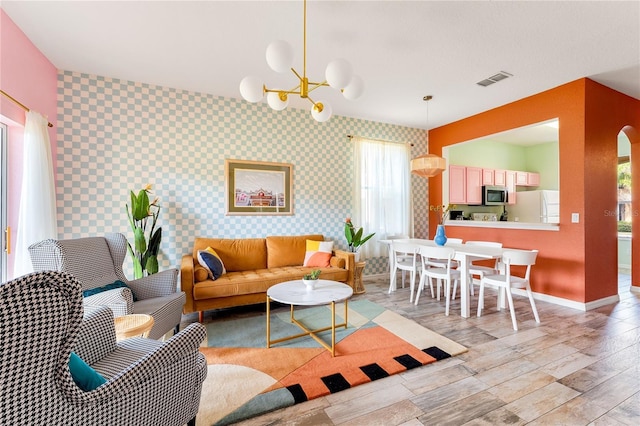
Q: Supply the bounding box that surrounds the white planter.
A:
[303,279,317,291]
[354,251,361,262]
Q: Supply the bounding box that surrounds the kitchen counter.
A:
[444,220,559,231]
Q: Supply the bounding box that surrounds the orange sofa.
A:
[181,234,355,321]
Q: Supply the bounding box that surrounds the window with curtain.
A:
[352,136,411,259]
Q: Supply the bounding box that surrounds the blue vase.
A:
[434,224,447,246]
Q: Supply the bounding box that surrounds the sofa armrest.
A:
[181,254,196,314]
[333,249,355,288]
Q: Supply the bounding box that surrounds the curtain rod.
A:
[346,134,414,147]
[0,89,53,128]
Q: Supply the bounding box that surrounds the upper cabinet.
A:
[482,169,494,185]
[449,166,491,204]
[449,165,467,204]
[516,171,540,186]
[450,166,539,205]
[466,167,483,205]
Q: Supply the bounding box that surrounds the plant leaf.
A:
[134,226,146,254]
[145,256,158,275]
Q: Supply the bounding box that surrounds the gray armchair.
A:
[0,270,207,426]
[29,233,185,339]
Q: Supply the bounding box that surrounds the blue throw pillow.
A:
[82,280,138,302]
[68,352,107,391]
[197,250,225,280]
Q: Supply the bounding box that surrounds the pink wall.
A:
[0,9,58,279]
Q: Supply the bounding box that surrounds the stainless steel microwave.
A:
[482,185,508,205]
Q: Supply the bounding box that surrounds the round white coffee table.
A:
[266,279,353,357]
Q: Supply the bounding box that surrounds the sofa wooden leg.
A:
[198,311,203,323]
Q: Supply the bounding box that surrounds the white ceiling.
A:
[3,1,639,131]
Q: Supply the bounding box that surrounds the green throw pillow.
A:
[68,352,107,391]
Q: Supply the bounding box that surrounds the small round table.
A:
[266,279,353,356]
[114,314,154,341]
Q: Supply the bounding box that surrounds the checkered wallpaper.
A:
[57,70,428,277]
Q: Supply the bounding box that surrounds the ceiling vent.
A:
[476,71,513,87]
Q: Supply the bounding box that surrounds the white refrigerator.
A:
[509,190,560,223]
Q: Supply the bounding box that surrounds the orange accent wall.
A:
[428,78,640,304]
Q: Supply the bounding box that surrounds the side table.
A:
[114,314,154,341]
[353,261,367,294]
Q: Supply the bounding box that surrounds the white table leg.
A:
[458,255,470,318]
[389,248,396,292]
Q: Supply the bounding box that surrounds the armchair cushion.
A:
[82,280,138,301]
[68,352,106,391]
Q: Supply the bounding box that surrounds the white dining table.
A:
[380,238,504,318]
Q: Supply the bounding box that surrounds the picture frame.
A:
[225,159,293,215]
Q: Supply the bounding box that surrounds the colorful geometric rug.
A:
[197,299,467,425]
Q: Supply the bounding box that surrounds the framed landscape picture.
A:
[225,159,293,215]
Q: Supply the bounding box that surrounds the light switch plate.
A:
[571,213,580,223]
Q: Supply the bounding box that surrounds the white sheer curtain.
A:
[352,136,411,259]
[13,111,58,277]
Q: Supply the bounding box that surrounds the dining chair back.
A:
[416,245,460,316]
[466,241,504,297]
[425,238,462,269]
[388,241,420,302]
[477,249,540,330]
[386,234,412,289]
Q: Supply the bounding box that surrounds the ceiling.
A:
[3,1,639,131]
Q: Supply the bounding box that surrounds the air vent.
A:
[476,71,513,87]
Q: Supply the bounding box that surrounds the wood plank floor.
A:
[190,274,640,425]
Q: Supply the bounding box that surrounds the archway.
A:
[621,125,640,293]
[617,130,631,293]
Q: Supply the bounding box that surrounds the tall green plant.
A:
[126,184,162,279]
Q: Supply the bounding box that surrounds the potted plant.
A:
[125,184,162,279]
[302,269,321,290]
[344,218,375,261]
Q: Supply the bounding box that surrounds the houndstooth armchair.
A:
[29,233,185,339]
[0,270,207,426]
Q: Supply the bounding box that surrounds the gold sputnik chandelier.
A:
[239,0,364,122]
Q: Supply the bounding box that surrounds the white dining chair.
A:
[466,241,503,299]
[387,234,412,289]
[477,249,540,330]
[415,246,460,316]
[388,241,420,302]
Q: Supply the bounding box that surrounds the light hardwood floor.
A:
[190,273,640,425]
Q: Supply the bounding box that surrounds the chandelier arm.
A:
[307,81,330,94]
[306,94,318,106]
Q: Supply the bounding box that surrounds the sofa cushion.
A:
[303,240,334,267]
[193,238,267,272]
[266,235,324,268]
[193,266,349,300]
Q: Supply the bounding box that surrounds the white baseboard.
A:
[631,285,640,294]
[375,272,623,312]
[481,288,621,312]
